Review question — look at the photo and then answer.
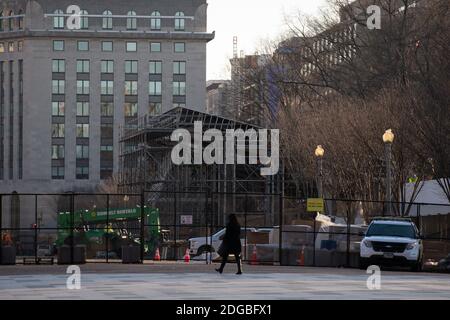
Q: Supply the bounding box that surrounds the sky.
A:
[206,0,327,80]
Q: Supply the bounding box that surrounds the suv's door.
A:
[212,229,225,252]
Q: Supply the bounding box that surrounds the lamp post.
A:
[383,129,395,216]
[315,145,325,198]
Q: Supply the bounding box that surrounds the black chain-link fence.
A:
[1,192,449,271]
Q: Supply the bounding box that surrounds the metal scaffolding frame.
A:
[119,107,283,226]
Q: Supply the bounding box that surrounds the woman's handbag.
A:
[217,243,227,257]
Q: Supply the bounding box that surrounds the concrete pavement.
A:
[0,263,449,300]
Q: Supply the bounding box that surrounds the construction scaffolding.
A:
[119,107,283,227]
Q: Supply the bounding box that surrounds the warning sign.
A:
[307,198,324,212]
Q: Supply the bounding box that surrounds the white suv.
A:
[360,218,423,271]
[189,227,256,256]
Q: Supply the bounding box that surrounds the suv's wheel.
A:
[197,245,213,256]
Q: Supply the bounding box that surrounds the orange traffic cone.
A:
[250,245,258,265]
[184,248,191,263]
[154,248,161,261]
[298,245,305,266]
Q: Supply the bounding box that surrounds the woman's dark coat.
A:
[219,223,241,256]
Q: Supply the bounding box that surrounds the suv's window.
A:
[218,228,253,240]
[366,223,417,238]
[213,229,225,238]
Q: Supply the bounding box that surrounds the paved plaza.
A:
[0,263,449,300]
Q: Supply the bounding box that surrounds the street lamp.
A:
[315,145,325,198]
[383,129,394,216]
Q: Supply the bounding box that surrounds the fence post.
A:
[173,191,177,261]
[346,207,350,268]
[244,194,248,263]
[204,190,209,265]
[313,215,316,267]
[278,193,283,266]
[0,195,3,264]
[140,191,145,263]
[106,194,110,263]
[418,204,421,236]
[34,195,38,264]
[70,193,75,265]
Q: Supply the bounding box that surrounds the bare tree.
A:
[232,0,449,212]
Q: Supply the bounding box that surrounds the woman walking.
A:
[215,214,243,275]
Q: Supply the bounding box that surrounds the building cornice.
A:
[0,29,215,41]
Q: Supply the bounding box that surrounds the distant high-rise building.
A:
[229,54,276,127]
[206,80,231,118]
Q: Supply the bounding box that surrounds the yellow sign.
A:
[307,198,324,212]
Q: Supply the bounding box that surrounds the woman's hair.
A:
[228,214,239,226]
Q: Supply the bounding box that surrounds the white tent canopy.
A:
[405,179,450,216]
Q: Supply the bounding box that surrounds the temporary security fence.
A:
[0,192,449,271]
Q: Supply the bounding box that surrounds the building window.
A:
[149,103,162,116]
[102,41,113,52]
[174,42,185,53]
[76,145,89,159]
[173,61,186,75]
[8,11,14,31]
[127,11,137,30]
[101,124,113,138]
[77,41,89,51]
[101,81,114,95]
[52,145,65,159]
[52,166,64,179]
[80,10,89,29]
[76,166,89,180]
[76,59,90,73]
[0,43,4,53]
[175,12,185,31]
[17,10,24,30]
[53,40,64,51]
[173,103,186,108]
[125,81,138,95]
[76,124,89,138]
[101,60,114,73]
[125,60,138,74]
[102,10,113,30]
[76,102,89,116]
[124,103,138,117]
[52,59,65,73]
[149,61,162,74]
[149,81,162,95]
[53,9,65,29]
[151,11,161,30]
[52,80,65,94]
[101,145,113,152]
[126,42,137,52]
[52,101,65,116]
[18,41,23,52]
[173,81,186,96]
[52,124,65,138]
[8,42,14,53]
[101,102,114,116]
[150,42,161,52]
[76,80,90,95]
